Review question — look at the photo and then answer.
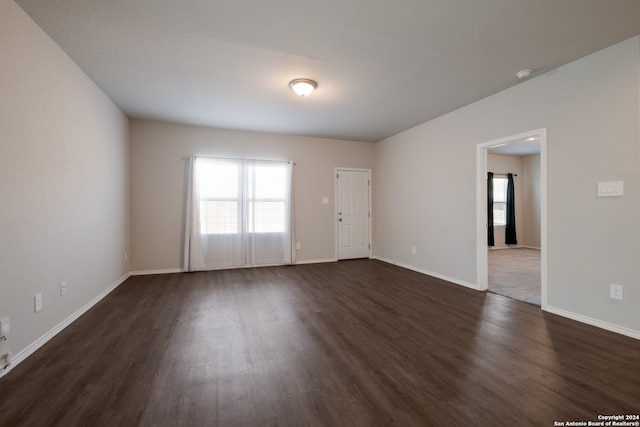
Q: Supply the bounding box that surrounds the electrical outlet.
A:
[411,246,417,255]
[296,242,301,250]
[124,251,128,261]
[34,293,43,312]
[609,284,623,301]
[60,282,67,296]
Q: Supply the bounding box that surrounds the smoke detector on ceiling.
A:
[516,69,532,80]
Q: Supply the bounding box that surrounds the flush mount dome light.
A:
[289,78,317,97]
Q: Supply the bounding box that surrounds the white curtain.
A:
[184,156,294,271]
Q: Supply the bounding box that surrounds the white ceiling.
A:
[16,0,640,142]
[488,136,541,156]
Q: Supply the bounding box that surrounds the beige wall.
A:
[2,0,638,372]
[374,36,640,335]
[486,153,541,248]
[129,120,374,272]
[522,154,541,248]
[0,0,129,368]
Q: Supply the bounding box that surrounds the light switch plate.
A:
[598,181,623,197]
[34,293,43,312]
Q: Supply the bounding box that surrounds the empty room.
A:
[1,0,639,425]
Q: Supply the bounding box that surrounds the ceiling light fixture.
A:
[289,78,317,97]
[516,69,532,80]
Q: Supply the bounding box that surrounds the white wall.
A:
[129,120,373,272]
[0,0,129,373]
[374,36,640,336]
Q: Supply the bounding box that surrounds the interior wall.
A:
[373,36,640,335]
[522,154,541,248]
[487,154,524,248]
[0,0,129,367]
[486,152,541,248]
[129,120,374,272]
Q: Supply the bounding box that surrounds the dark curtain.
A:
[505,173,518,245]
[487,172,494,246]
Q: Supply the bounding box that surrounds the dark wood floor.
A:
[1,260,638,426]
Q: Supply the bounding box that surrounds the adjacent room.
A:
[2,0,639,425]
[486,140,542,306]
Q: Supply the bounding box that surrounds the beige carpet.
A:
[488,248,541,306]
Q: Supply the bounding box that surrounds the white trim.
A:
[376,256,639,341]
[476,142,488,290]
[544,305,640,340]
[476,128,548,310]
[0,272,131,379]
[488,245,541,251]
[2,259,635,382]
[518,245,541,250]
[540,132,548,310]
[373,256,479,290]
[295,258,338,265]
[334,167,373,261]
[130,268,184,276]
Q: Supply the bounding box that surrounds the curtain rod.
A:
[181,155,295,165]
[489,172,517,177]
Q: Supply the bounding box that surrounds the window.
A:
[492,177,508,226]
[247,163,287,233]
[196,158,289,235]
[199,160,240,234]
[187,157,293,271]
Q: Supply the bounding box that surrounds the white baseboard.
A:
[373,256,480,290]
[544,305,640,340]
[130,268,184,276]
[0,272,131,379]
[3,262,635,381]
[132,262,344,274]
[375,257,638,340]
[489,245,540,250]
[295,258,338,265]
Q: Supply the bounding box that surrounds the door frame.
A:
[476,129,548,309]
[335,167,372,260]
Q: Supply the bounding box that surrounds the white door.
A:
[337,169,370,260]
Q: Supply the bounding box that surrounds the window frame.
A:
[197,158,289,236]
[492,177,508,227]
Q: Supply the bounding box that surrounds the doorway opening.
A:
[476,129,548,308]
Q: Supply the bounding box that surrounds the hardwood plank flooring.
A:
[1,260,638,426]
